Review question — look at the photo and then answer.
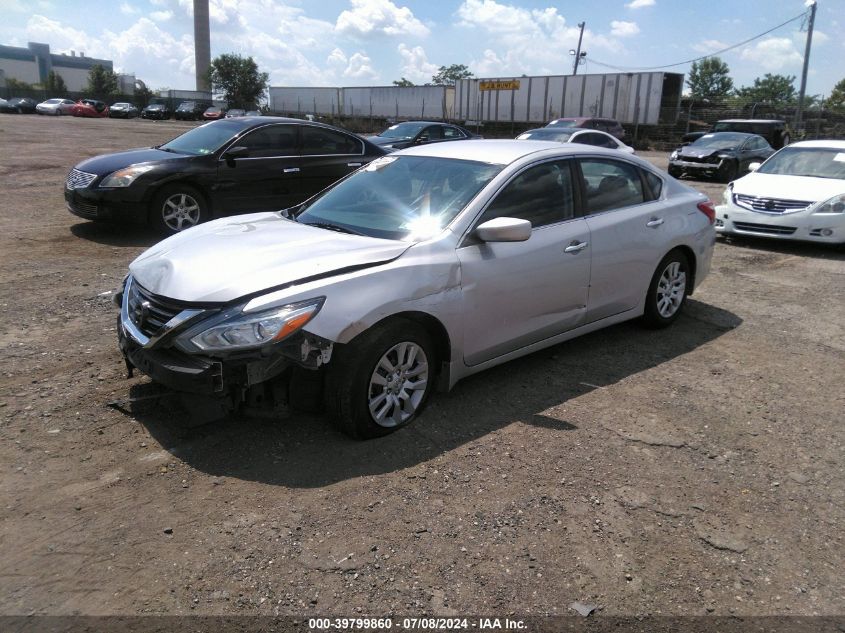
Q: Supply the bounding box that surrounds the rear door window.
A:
[579,159,646,213]
[301,126,363,155]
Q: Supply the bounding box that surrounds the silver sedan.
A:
[116,141,716,439]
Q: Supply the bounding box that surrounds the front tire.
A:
[149,184,209,235]
[718,160,738,183]
[325,319,435,439]
[642,250,690,328]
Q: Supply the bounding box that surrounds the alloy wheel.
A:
[368,341,429,427]
[161,193,201,232]
[655,261,686,318]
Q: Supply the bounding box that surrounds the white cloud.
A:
[456,0,626,76]
[610,20,639,37]
[692,39,729,54]
[344,52,379,80]
[740,37,803,71]
[626,0,655,8]
[119,2,138,15]
[150,10,174,22]
[336,0,429,38]
[26,15,93,53]
[397,44,438,83]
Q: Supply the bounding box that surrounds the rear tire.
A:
[324,319,435,439]
[642,250,690,329]
[149,184,209,235]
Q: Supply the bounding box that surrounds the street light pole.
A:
[796,0,817,131]
[572,22,586,75]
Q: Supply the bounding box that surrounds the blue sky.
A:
[2,0,841,96]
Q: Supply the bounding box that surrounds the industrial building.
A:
[0,41,131,92]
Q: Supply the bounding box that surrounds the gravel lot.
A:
[0,114,843,618]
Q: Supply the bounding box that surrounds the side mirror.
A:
[748,162,761,172]
[415,135,430,144]
[475,217,532,243]
[224,146,250,161]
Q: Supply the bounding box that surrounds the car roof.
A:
[788,140,845,149]
[395,139,629,165]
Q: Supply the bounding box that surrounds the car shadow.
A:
[718,234,845,260]
[70,222,161,248]
[122,298,741,488]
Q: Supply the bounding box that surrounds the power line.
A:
[589,10,807,72]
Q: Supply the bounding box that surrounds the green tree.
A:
[5,77,33,91]
[44,71,68,96]
[686,57,733,98]
[431,64,474,86]
[392,77,415,87]
[207,53,269,109]
[85,64,119,99]
[736,73,797,105]
[134,84,154,108]
[826,78,845,111]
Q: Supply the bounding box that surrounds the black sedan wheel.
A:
[718,160,738,183]
[150,184,208,235]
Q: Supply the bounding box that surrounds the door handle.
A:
[564,240,589,254]
[646,217,664,228]
[347,162,362,167]
[283,167,300,174]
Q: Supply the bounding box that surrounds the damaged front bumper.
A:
[116,276,334,399]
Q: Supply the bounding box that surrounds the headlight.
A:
[722,186,731,205]
[100,164,155,188]
[180,298,324,352]
[812,193,845,215]
[670,150,678,160]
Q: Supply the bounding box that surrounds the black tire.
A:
[642,250,690,329]
[718,160,738,183]
[324,318,436,440]
[149,184,209,235]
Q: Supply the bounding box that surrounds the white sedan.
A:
[36,98,76,116]
[517,127,635,154]
[716,140,845,245]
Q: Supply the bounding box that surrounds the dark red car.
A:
[202,106,226,120]
[72,99,110,118]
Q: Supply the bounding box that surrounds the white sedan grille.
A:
[733,194,812,214]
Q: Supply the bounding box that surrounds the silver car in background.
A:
[115,141,716,439]
[36,98,76,115]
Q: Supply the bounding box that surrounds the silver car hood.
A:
[129,212,410,303]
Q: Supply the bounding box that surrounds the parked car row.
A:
[64,110,842,441]
[0,96,258,122]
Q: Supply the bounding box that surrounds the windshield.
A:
[757,147,845,180]
[113,103,130,107]
[45,99,62,104]
[690,133,747,150]
[296,156,503,240]
[379,122,426,139]
[159,121,243,155]
[517,129,574,142]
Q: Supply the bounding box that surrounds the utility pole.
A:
[571,22,586,75]
[795,0,817,131]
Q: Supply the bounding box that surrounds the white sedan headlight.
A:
[181,298,324,352]
[812,193,845,215]
[100,164,155,188]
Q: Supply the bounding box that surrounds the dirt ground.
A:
[0,114,843,619]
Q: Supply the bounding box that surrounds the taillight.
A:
[697,200,716,225]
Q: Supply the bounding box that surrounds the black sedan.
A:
[367,121,478,152]
[668,132,774,182]
[0,97,38,114]
[141,103,170,120]
[65,117,387,234]
[175,101,208,120]
[110,102,140,118]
